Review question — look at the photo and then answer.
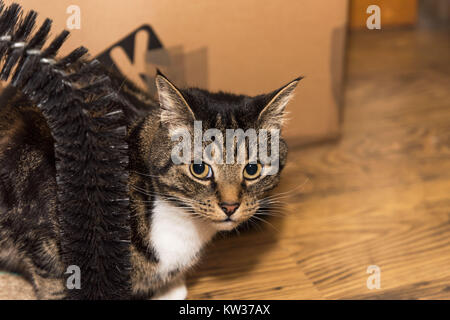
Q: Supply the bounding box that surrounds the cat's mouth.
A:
[211,218,239,231]
[211,217,235,223]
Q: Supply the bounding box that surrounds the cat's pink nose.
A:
[220,202,240,216]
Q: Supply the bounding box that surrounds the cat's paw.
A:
[152,280,187,300]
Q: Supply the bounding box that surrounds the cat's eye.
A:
[243,163,262,180]
[190,163,213,180]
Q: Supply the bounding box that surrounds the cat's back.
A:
[0,86,55,172]
[0,85,57,219]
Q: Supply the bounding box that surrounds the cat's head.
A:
[140,72,301,231]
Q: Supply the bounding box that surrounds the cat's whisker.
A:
[255,209,285,216]
[258,206,288,213]
[259,198,284,204]
[257,209,286,215]
[128,184,153,196]
[260,178,310,202]
[260,194,297,203]
[128,185,194,202]
[128,185,200,205]
[255,213,285,219]
[258,205,282,210]
[245,218,262,232]
[249,215,278,231]
[133,197,197,205]
[130,170,163,178]
[258,202,285,208]
[257,205,286,212]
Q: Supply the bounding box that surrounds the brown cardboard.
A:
[11,0,348,146]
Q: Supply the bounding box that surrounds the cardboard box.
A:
[12,0,348,147]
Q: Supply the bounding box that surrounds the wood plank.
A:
[187,228,323,299]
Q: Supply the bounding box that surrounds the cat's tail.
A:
[0,1,131,299]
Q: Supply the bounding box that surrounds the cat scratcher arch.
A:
[0,1,135,299]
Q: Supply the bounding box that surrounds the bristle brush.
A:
[0,1,131,300]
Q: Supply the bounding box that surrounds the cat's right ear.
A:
[155,70,195,133]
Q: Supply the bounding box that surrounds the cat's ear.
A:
[155,70,195,132]
[257,77,302,130]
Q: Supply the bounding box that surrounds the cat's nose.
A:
[220,202,240,216]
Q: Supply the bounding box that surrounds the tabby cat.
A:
[0,67,300,299]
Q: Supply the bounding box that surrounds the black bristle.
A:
[0,3,22,59]
[57,46,88,68]
[0,10,37,80]
[78,76,112,96]
[41,30,69,58]
[0,2,132,299]
[11,54,39,87]
[27,18,52,49]
[66,59,106,84]
[21,63,53,95]
[0,46,21,80]
[0,3,21,36]
[12,9,37,41]
[11,18,52,85]
[0,50,18,79]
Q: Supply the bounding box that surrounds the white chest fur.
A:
[150,197,217,276]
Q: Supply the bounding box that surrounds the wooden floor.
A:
[187,28,450,299]
[1,28,449,300]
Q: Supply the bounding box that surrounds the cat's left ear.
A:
[257,77,303,130]
[155,70,195,133]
